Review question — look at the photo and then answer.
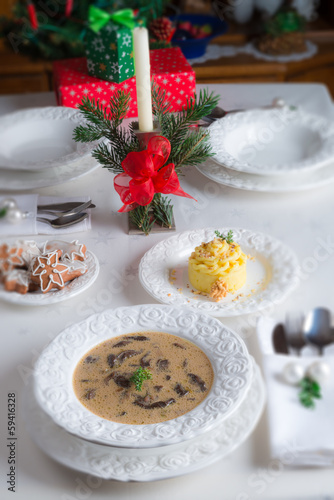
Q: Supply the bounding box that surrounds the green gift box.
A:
[85,7,143,83]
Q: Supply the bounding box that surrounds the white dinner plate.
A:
[196,157,334,192]
[139,228,300,317]
[0,251,99,305]
[208,107,334,176]
[0,153,99,191]
[33,305,252,448]
[25,358,265,482]
[0,107,98,171]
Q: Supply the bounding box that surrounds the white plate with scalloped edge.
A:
[25,359,265,482]
[0,250,99,306]
[33,304,253,449]
[0,107,98,171]
[208,107,334,176]
[139,228,300,317]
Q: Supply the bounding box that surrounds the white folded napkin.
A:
[0,195,91,236]
[257,317,334,467]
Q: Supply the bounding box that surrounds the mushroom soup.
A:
[73,331,214,425]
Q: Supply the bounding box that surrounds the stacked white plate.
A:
[0,107,99,190]
[27,304,266,482]
[197,107,334,192]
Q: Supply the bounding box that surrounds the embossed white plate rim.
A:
[0,107,98,171]
[33,304,253,448]
[208,107,334,176]
[0,250,99,305]
[26,358,265,481]
[139,228,300,317]
[0,153,100,191]
[196,157,334,193]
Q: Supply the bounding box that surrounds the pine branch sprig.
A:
[170,128,214,172]
[73,91,131,143]
[163,89,220,146]
[91,142,124,173]
[129,205,155,235]
[152,83,173,119]
[152,194,174,228]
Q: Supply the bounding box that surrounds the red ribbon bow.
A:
[114,136,195,213]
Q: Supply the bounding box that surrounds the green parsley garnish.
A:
[214,229,234,244]
[130,367,152,391]
[298,377,322,409]
[0,207,7,218]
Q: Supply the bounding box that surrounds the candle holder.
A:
[132,121,161,150]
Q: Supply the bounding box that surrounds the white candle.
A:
[133,27,153,132]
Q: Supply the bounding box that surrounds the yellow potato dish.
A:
[188,237,247,300]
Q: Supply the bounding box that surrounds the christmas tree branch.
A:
[172,129,214,172]
[129,205,155,235]
[151,194,174,228]
[91,142,124,173]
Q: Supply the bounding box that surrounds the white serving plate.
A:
[26,358,265,482]
[196,157,334,192]
[208,107,334,176]
[139,228,300,317]
[33,305,253,449]
[0,251,99,305]
[0,107,98,171]
[0,152,99,191]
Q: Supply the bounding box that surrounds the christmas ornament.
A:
[306,361,331,385]
[0,198,27,224]
[282,359,331,409]
[282,361,305,385]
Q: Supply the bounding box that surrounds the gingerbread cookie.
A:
[43,240,86,262]
[18,240,41,267]
[0,238,90,296]
[0,244,24,276]
[30,250,86,293]
[4,269,30,294]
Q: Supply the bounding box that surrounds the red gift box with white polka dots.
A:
[53,48,196,117]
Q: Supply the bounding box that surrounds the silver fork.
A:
[285,311,306,356]
[37,212,88,228]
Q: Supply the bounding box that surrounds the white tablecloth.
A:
[1,84,334,500]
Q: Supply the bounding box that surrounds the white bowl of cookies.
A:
[0,239,99,305]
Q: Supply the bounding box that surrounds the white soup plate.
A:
[208,107,334,176]
[0,107,98,171]
[33,305,253,448]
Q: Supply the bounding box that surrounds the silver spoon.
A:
[284,311,306,356]
[37,201,95,218]
[201,97,286,124]
[303,307,334,355]
[37,212,88,228]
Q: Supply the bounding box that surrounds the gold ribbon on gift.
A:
[88,6,138,33]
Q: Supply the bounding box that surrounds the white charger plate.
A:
[196,157,334,193]
[0,107,98,171]
[0,251,99,305]
[0,153,99,191]
[33,305,252,449]
[139,228,300,317]
[208,107,334,176]
[26,359,265,482]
